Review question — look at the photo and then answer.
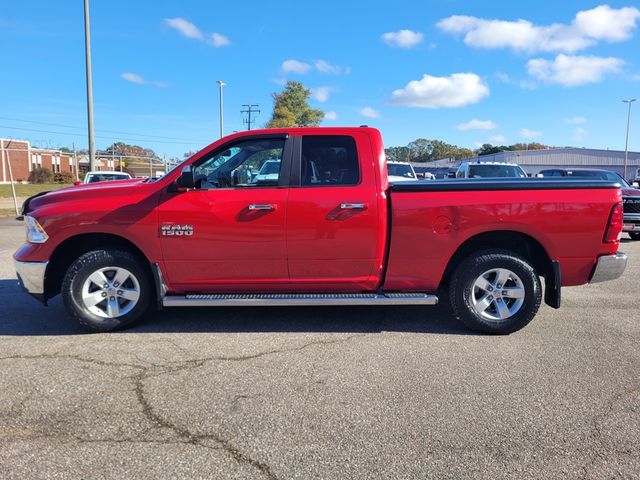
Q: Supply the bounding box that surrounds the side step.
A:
[162,292,438,307]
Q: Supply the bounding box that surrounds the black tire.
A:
[629,232,640,241]
[449,249,542,334]
[62,249,151,332]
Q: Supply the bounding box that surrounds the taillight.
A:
[603,202,624,243]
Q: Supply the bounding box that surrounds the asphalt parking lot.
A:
[0,216,638,480]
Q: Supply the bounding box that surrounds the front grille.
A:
[623,197,640,214]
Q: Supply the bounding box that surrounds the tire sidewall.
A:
[62,250,150,332]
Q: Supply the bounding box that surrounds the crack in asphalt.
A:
[0,333,366,480]
[579,385,639,480]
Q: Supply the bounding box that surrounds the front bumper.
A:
[590,253,627,284]
[622,213,640,232]
[14,259,48,299]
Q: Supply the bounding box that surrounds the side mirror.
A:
[416,172,425,179]
[447,172,456,179]
[73,180,81,186]
[175,165,195,190]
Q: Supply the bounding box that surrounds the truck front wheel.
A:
[61,249,151,332]
[449,249,542,334]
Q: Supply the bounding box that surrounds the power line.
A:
[0,125,207,146]
[0,116,208,143]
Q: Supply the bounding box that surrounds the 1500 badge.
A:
[160,224,194,236]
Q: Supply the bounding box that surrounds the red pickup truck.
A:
[14,127,627,334]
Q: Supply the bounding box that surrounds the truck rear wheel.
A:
[61,249,151,332]
[449,249,542,334]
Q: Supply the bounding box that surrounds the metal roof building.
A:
[412,148,640,180]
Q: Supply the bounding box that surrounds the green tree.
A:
[266,81,324,128]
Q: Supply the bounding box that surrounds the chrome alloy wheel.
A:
[81,266,141,319]
[470,268,525,321]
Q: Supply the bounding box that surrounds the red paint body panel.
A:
[157,187,290,291]
[383,188,622,291]
[13,127,623,299]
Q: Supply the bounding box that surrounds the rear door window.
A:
[300,136,359,186]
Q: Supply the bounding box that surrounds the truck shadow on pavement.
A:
[0,279,475,336]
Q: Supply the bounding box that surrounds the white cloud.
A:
[209,32,231,47]
[121,72,146,84]
[359,107,380,118]
[281,59,346,75]
[520,128,542,139]
[310,86,333,102]
[120,72,167,88]
[324,111,338,121]
[281,59,312,74]
[164,18,231,48]
[437,5,640,53]
[163,18,204,40]
[389,72,489,108]
[457,119,497,131]
[565,116,586,124]
[314,59,343,74]
[381,29,424,48]
[571,127,587,141]
[489,135,507,143]
[527,54,624,86]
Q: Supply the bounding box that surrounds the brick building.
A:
[0,138,77,183]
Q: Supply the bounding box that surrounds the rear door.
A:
[285,132,384,291]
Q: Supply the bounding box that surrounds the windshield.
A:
[568,170,630,187]
[259,161,281,175]
[468,164,526,178]
[86,173,130,183]
[388,164,415,178]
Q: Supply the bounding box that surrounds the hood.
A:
[622,187,640,197]
[388,175,418,183]
[25,178,147,213]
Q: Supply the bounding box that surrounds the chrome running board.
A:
[162,292,438,307]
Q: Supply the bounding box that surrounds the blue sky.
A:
[1,0,639,158]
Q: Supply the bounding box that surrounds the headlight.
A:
[25,215,48,244]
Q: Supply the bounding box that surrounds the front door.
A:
[158,135,292,292]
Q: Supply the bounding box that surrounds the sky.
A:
[1,0,639,158]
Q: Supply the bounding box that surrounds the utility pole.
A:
[72,142,79,181]
[111,141,115,171]
[5,142,19,216]
[623,99,636,181]
[216,80,226,138]
[241,104,260,130]
[83,0,96,171]
[163,154,167,175]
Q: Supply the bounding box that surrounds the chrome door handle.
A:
[248,204,276,211]
[340,203,367,210]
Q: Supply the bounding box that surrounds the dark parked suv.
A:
[539,169,640,240]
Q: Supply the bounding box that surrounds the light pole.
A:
[623,98,636,181]
[216,80,226,138]
[83,0,96,171]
